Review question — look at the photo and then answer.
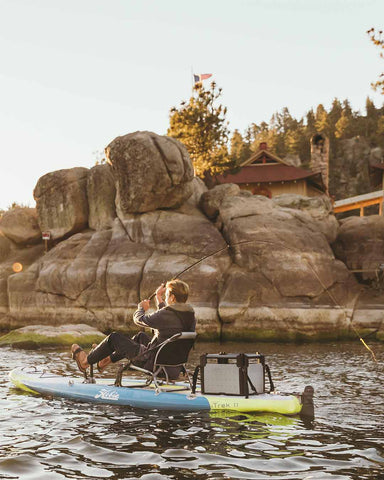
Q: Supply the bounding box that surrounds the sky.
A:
[0,0,383,209]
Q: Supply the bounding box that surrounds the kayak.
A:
[8,367,313,417]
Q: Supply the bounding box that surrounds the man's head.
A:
[165,279,189,304]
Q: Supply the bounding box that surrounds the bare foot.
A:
[97,356,112,372]
[71,344,89,372]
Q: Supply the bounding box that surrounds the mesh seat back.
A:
[155,333,196,367]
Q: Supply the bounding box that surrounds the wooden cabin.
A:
[214,143,326,198]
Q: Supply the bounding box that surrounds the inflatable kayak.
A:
[8,367,313,417]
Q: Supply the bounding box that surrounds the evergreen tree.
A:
[305,109,317,135]
[328,98,343,129]
[229,129,251,165]
[315,104,330,136]
[335,111,353,139]
[167,82,230,177]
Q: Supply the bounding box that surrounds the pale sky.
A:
[0,0,383,209]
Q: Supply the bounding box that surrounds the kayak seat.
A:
[114,331,197,391]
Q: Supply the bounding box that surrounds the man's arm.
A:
[133,303,165,328]
[133,284,167,328]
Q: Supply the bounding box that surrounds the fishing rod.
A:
[147,242,232,300]
[145,237,377,361]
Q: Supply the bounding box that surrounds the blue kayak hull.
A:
[9,367,303,415]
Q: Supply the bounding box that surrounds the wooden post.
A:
[360,207,364,217]
[42,232,51,252]
[380,199,383,216]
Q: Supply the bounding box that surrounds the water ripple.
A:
[1,342,383,479]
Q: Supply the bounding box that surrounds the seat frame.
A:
[114,331,197,392]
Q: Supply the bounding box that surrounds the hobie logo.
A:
[94,389,120,401]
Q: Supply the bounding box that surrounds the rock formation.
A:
[333,215,384,281]
[200,189,359,340]
[34,167,89,240]
[0,323,105,348]
[105,131,194,215]
[329,137,383,200]
[87,163,117,230]
[0,130,382,342]
[272,194,339,243]
[0,207,41,245]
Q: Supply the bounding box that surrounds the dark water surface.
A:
[1,341,383,479]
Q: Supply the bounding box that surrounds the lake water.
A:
[1,341,383,479]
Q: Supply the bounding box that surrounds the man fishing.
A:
[71,279,196,379]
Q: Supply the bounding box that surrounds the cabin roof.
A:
[216,164,320,184]
[239,148,289,167]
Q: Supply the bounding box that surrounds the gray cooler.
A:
[200,353,265,397]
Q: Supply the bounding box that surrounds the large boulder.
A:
[272,194,339,243]
[7,206,231,338]
[330,137,382,199]
[0,234,12,262]
[0,243,44,324]
[200,183,241,220]
[87,164,117,230]
[105,131,194,215]
[0,208,41,245]
[33,167,89,240]
[205,188,358,339]
[332,215,384,280]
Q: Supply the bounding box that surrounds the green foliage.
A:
[367,27,384,94]
[167,82,231,177]
[230,97,384,163]
[229,129,252,165]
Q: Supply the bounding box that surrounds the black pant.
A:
[87,331,150,364]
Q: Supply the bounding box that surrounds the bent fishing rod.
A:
[146,237,377,362]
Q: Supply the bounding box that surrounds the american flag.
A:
[193,73,212,83]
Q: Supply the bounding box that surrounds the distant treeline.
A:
[229,97,384,166]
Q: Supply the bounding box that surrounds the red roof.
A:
[216,165,318,184]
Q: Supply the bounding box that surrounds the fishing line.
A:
[146,237,378,361]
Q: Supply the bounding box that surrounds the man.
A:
[71,279,196,379]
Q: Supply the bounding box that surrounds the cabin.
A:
[214,141,327,198]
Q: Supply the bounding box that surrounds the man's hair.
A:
[166,279,189,303]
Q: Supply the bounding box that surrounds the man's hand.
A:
[139,299,150,311]
[155,283,166,304]
[156,284,166,297]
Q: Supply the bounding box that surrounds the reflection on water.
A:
[0,342,383,479]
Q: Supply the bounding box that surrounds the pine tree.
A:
[229,129,251,165]
[328,98,343,129]
[315,104,330,136]
[167,82,230,177]
[335,111,352,139]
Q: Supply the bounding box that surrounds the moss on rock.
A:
[0,324,105,349]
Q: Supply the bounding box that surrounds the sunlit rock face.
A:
[33,167,89,241]
[330,137,383,200]
[333,215,384,281]
[0,234,12,262]
[272,194,339,243]
[0,128,379,342]
[7,206,230,337]
[199,186,358,340]
[105,131,194,215]
[0,208,41,245]
[87,164,116,230]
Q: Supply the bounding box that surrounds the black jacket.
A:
[133,302,196,378]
